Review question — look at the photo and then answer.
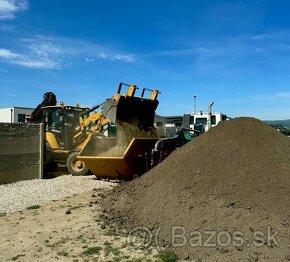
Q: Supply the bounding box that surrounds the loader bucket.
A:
[77,83,160,179]
[101,95,159,130]
[77,136,158,180]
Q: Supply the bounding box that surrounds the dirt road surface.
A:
[0,186,161,262]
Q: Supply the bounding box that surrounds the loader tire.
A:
[66,151,88,176]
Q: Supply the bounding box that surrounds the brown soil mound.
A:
[102,118,290,261]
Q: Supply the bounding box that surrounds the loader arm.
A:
[74,111,112,146]
[79,112,111,131]
[26,92,57,122]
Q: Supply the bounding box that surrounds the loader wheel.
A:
[66,151,88,176]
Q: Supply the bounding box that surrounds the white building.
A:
[154,114,183,137]
[0,107,34,123]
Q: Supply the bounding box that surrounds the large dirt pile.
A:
[102,118,290,261]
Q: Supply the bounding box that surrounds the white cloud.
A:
[29,43,62,57]
[0,35,136,69]
[254,92,290,100]
[14,59,59,69]
[0,0,28,20]
[91,52,135,63]
[146,32,290,64]
[21,35,137,63]
[112,54,135,63]
[0,48,20,59]
[84,57,94,62]
[77,41,135,63]
[0,46,62,69]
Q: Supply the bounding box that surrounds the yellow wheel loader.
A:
[28,83,194,179]
[27,93,113,176]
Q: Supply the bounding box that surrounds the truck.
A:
[183,102,228,133]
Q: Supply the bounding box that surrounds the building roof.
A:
[0,106,34,110]
[155,114,183,122]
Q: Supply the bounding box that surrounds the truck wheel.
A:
[66,151,88,176]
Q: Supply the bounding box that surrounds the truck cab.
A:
[183,112,228,133]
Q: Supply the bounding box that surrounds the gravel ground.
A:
[0,175,115,213]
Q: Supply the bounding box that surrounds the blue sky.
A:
[0,0,290,120]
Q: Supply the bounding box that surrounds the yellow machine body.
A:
[28,92,113,175]
[78,137,158,179]
[42,104,112,174]
[46,132,61,150]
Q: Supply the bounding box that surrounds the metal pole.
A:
[10,108,13,123]
[208,102,215,130]
[39,123,44,179]
[193,96,197,113]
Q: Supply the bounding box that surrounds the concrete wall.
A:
[0,123,43,184]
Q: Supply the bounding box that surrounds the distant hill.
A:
[264,119,290,129]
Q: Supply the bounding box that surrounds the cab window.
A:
[211,115,216,125]
[195,117,207,125]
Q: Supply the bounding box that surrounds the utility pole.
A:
[10,108,13,123]
[193,95,197,113]
[208,102,215,130]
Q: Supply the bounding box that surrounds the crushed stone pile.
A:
[102,118,290,261]
[0,175,114,213]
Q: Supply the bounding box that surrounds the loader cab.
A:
[43,106,87,150]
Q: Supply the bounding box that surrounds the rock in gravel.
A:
[0,175,114,213]
[102,117,290,261]
[65,210,72,215]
